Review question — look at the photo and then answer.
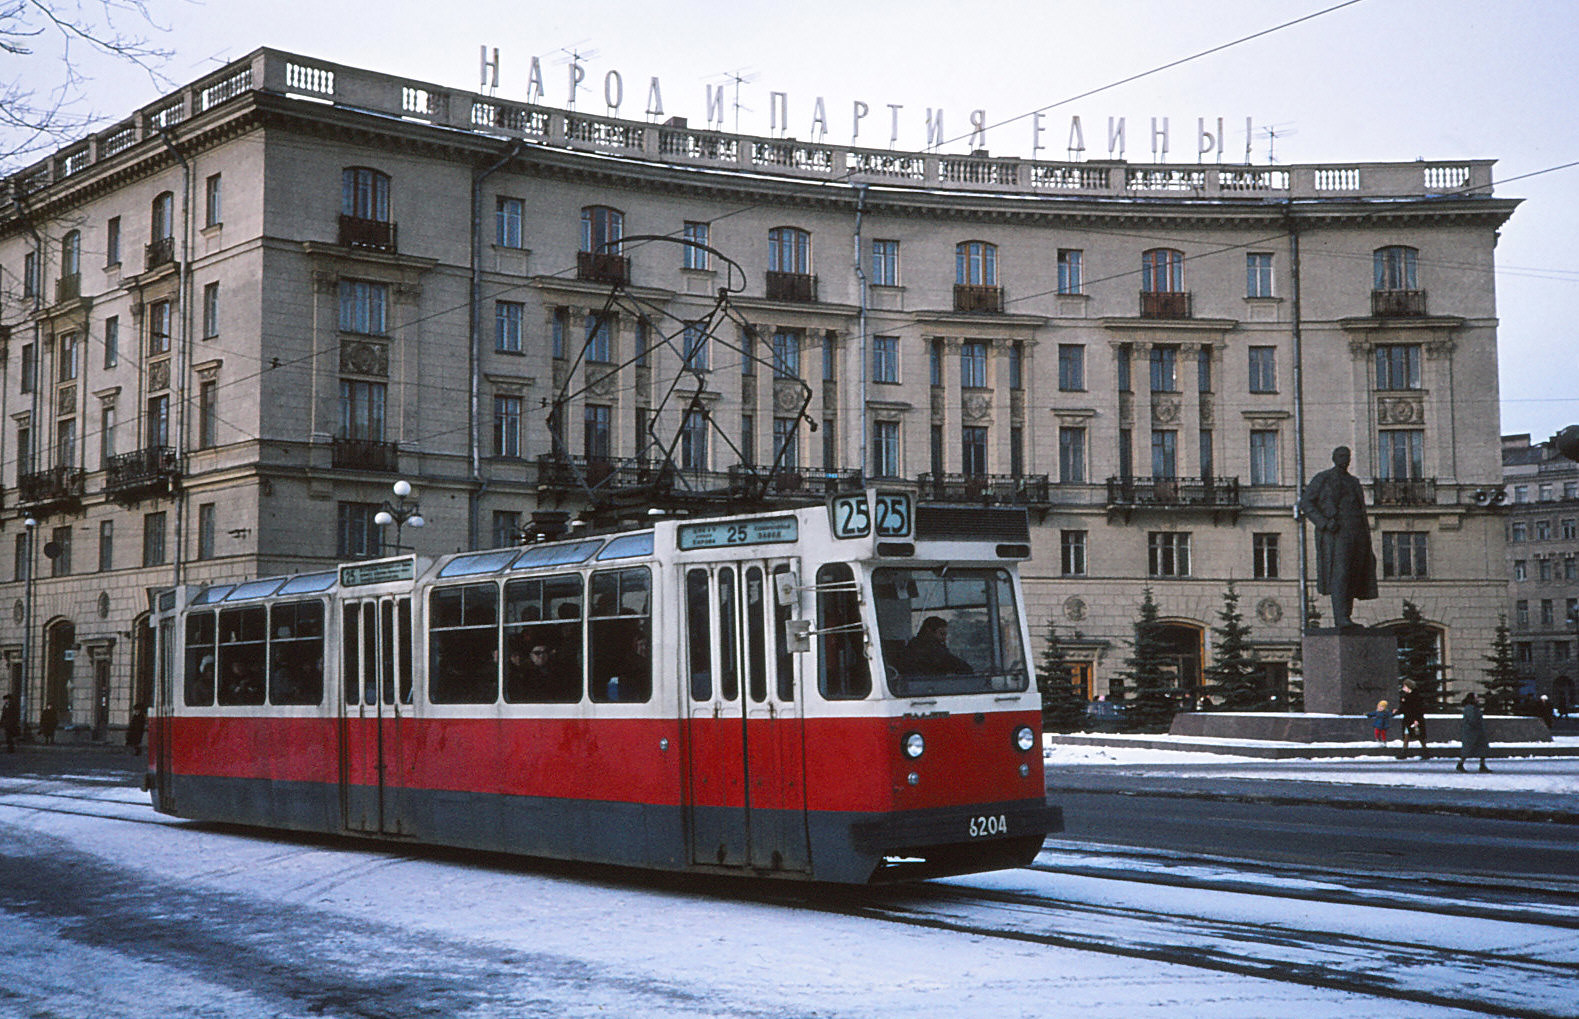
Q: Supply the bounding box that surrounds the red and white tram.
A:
[147,490,1060,882]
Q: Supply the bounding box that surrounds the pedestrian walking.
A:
[125,702,147,755]
[1397,680,1429,759]
[39,703,58,745]
[1456,692,1491,773]
[1365,699,1394,744]
[1,694,19,753]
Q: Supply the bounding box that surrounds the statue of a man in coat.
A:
[1298,446,1378,629]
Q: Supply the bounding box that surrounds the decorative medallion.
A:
[963,393,992,422]
[97,591,110,620]
[1198,394,1214,426]
[1064,596,1088,623]
[931,391,946,417]
[340,340,388,377]
[148,359,170,391]
[588,369,618,398]
[1151,393,1181,424]
[57,385,76,415]
[1377,396,1424,425]
[1256,597,1284,624]
[773,380,805,413]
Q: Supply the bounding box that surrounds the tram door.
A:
[339,598,413,835]
[685,561,809,872]
[153,618,176,811]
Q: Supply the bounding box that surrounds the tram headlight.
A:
[902,732,925,759]
[1013,725,1037,753]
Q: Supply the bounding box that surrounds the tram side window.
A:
[429,583,500,704]
[773,565,794,702]
[686,568,711,700]
[398,597,413,704]
[589,567,651,703]
[269,600,325,705]
[718,567,740,701]
[817,563,870,700]
[502,574,583,703]
[185,611,217,706]
[745,566,767,703]
[217,606,267,706]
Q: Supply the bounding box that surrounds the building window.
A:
[148,300,172,354]
[929,338,943,387]
[1200,428,1214,479]
[196,503,216,561]
[1515,601,1530,627]
[1567,556,1578,582]
[496,197,524,248]
[873,335,899,384]
[1248,346,1277,393]
[494,395,522,457]
[772,417,798,470]
[1009,341,1024,391]
[873,420,900,478]
[202,281,220,338]
[1562,518,1576,540]
[1543,599,1557,626]
[17,425,30,476]
[955,241,997,285]
[581,205,624,253]
[1514,559,1528,581]
[1151,429,1177,478]
[584,313,613,363]
[1141,248,1184,292]
[342,167,390,221]
[204,173,222,227]
[1116,344,1132,393]
[930,424,944,477]
[146,394,169,447]
[19,343,36,393]
[1511,521,1527,542]
[22,251,37,298]
[338,280,388,336]
[738,413,754,465]
[49,525,72,577]
[681,410,707,470]
[492,511,522,549]
[336,503,382,559]
[106,216,121,266]
[1198,347,1212,394]
[682,321,709,371]
[1058,344,1085,391]
[198,380,218,449]
[1536,519,1551,541]
[61,230,81,280]
[961,425,988,477]
[13,534,25,581]
[1516,642,1533,663]
[1375,344,1422,390]
[98,521,112,573]
[1382,532,1429,579]
[1249,430,1279,486]
[584,404,611,460]
[495,301,524,352]
[151,191,174,242]
[552,307,567,359]
[960,342,987,389]
[682,221,710,269]
[871,239,899,286]
[339,380,385,442]
[1539,483,1553,502]
[1149,345,1178,393]
[143,511,167,567]
[1010,425,1023,477]
[1378,429,1425,479]
[1061,530,1087,576]
[1148,532,1191,577]
[1567,482,1578,500]
[58,332,79,382]
[1057,249,1083,294]
[823,420,837,469]
[1246,253,1273,297]
[56,418,76,469]
[1253,533,1280,578]
[1514,485,1529,504]
[1374,245,1418,291]
[772,329,801,379]
[98,406,114,464]
[635,318,650,368]
[1058,426,1086,484]
[103,315,118,368]
[768,226,811,273]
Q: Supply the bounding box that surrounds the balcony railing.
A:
[1371,289,1427,317]
[917,472,1051,505]
[1107,475,1241,508]
[952,284,1003,313]
[144,236,176,270]
[55,273,80,303]
[18,465,86,510]
[338,214,398,253]
[1373,477,1437,506]
[104,446,180,503]
[332,437,400,472]
[765,270,818,303]
[1140,291,1193,319]
[535,454,862,505]
[576,251,630,285]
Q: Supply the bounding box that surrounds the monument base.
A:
[1302,628,1397,715]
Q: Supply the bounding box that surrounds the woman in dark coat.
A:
[1457,692,1490,772]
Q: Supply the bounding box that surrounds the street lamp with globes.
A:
[373,480,425,552]
[21,517,37,735]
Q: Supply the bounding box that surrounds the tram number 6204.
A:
[968,814,1008,838]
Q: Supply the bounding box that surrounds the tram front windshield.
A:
[872,567,1029,697]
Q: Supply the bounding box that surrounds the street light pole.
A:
[21,517,37,736]
[374,479,425,553]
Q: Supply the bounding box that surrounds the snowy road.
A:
[2,771,1574,1018]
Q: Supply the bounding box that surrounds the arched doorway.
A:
[44,618,77,726]
[1155,621,1204,707]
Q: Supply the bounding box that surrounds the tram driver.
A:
[894,616,973,676]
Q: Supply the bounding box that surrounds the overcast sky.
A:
[20,0,1579,443]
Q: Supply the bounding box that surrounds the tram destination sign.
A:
[828,490,913,540]
[677,516,798,551]
[340,558,416,587]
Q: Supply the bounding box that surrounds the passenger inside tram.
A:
[893,616,974,676]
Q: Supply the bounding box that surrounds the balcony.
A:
[332,437,400,472]
[144,236,176,271]
[952,284,1003,313]
[54,273,80,304]
[105,446,181,504]
[1373,477,1437,507]
[1140,291,1193,319]
[917,472,1051,506]
[576,251,630,286]
[1106,476,1241,520]
[765,270,817,303]
[338,214,398,253]
[535,454,862,509]
[1371,289,1427,317]
[18,465,86,513]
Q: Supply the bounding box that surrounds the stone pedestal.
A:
[1302,628,1398,715]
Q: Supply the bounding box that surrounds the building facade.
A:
[0,49,1517,734]
[1502,434,1578,712]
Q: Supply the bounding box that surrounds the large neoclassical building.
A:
[0,48,1516,734]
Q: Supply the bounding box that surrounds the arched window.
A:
[1141,248,1184,292]
[581,206,624,254]
[150,192,174,242]
[955,241,997,286]
[61,231,81,278]
[768,227,811,274]
[1373,245,1418,291]
[341,167,391,222]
